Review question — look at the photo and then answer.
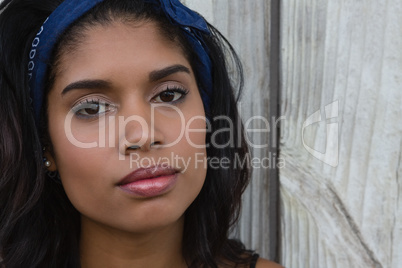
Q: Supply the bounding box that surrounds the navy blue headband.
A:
[28,0,212,124]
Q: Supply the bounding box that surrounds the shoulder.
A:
[256,257,284,268]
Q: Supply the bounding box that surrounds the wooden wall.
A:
[279,0,401,267]
[184,0,401,267]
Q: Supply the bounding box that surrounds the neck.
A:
[79,216,187,268]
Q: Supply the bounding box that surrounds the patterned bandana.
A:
[28,0,212,124]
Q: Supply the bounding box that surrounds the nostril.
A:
[150,141,161,147]
[127,145,141,150]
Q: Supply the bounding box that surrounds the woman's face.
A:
[46,21,207,233]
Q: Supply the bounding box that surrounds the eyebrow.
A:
[62,79,112,96]
[149,64,191,82]
[61,64,191,96]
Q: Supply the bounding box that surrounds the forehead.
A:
[53,21,190,83]
[61,20,183,58]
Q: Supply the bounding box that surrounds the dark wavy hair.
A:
[0,0,252,267]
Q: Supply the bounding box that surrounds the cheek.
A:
[179,104,207,155]
[47,112,112,200]
[179,106,208,174]
[185,117,206,148]
[154,93,207,153]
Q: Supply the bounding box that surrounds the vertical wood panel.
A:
[182,0,278,260]
[280,0,402,267]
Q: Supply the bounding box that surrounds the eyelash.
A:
[72,98,115,119]
[71,87,189,119]
[151,86,189,104]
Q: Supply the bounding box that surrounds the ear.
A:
[43,150,58,172]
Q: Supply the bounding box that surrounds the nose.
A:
[118,103,165,156]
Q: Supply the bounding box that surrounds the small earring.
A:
[44,157,51,167]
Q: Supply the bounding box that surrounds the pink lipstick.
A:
[118,166,178,197]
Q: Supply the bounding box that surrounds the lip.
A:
[118,165,179,197]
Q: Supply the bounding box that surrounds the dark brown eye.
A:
[159,91,175,102]
[84,104,100,115]
[73,101,115,119]
[153,88,188,103]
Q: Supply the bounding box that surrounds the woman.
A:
[0,0,282,267]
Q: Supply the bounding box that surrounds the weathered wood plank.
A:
[182,0,278,260]
[280,0,402,267]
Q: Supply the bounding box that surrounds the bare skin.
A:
[80,216,187,268]
[255,258,284,268]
